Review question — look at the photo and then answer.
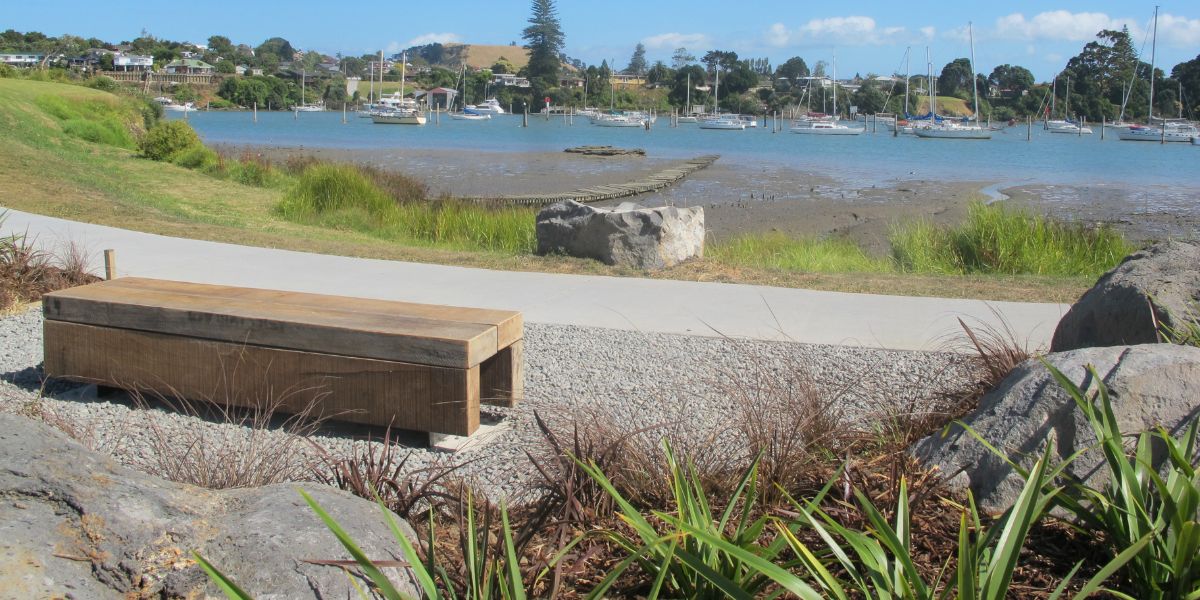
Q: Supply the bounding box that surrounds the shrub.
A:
[140,119,202,161]
[85,75,119,92]
[226,154,276,187]
[278,163,395,219]
[171,144,222,173]
[0,64,16,78]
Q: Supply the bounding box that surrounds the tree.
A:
[938,58,973,97]
[775,56,809,82]
[215,60,236,74]
[522,0,564,97]
[812,60,827,77]
[987,64,1034,96]
[255,37,296,63]
[207,35,233,56]
[491,57,516,74]
[646,61,672,86]
[701,50,738,73]
[671,47,695,70]
[718,62,758,96]
[98,53,114,71]
[1172,54,1200,120]
[851,83,886,114]
[668,64,706,109]
[626,43,647,76]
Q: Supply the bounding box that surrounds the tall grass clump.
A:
[35,94,138,149]
[390,199,536,254]
[277,163,395,221]
[891,202,1133,277]
[709,232,893,274]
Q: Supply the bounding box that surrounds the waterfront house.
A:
[612,73,646,89]
[0,53,45,68]
[491,73,531,88]
[165,59,215,75]
[426,87,458,109]
[113,53,153,72]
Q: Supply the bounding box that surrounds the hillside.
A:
[451,44,530,70]
[913,96,973,117]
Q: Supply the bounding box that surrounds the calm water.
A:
[174,111,1200,190]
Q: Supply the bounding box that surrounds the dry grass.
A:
[0,221,99,310]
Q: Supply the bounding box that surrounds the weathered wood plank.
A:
[95,278,523,350]
[480,339,523,407]
[43,284,497,368]
[42,320,480,435]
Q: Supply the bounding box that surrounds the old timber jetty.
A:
[461,154,719,206]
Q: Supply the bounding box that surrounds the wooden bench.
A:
[41,278,523,438]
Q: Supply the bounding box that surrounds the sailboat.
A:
[678,73,698,123]
[1046,75,1093,134]
[700,65,746,130]
[790,54,863,135]
[1120,7,1197,142]
[449,63,491,120]
[914,23,990,140]
[294,69,326,112]
[372,52,427,125]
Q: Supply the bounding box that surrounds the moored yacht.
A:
[466,98,506,115]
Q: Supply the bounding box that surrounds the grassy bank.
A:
[0,78,1099,302]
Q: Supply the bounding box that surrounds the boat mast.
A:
[969,22,980,123]
[904,47,911,116]
[685,73,691,115]
[926,47,935,119]
[832,52,838,119]
[400,51,407,104]
[1148,5,1158,123]
[715,65,720,114]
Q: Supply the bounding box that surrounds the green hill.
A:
[913,96,973,117]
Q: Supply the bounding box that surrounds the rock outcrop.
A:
[0,412,421,599]
[536,200,705,270]
[1052,240,1200,351]
[911,344,1200,513]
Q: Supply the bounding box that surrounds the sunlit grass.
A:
[709,232,894,274]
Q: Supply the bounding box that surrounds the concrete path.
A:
[2,208,1070,352]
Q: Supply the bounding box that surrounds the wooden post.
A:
[1101,116,1105,140]
[523,106,528,127]
[1079,116,1084,137]
[253,102,257,123]
[103,250,116,280]
[342,103,347,124]
[1027,116,1032,141]
[1161,126,1166,144]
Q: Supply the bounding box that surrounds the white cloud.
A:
[920,26,936,40]
[765,15,922,46]
[994,11,1131,42]
[1158,14,1200,46]
[404,32,462,47]
[642,32,710,50]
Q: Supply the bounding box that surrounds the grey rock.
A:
[536,200,705,270]
[911,344,1200,513]
[1052,240,1200,351]
[0,412,422,599]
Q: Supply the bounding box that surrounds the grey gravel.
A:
[1,306,978,499]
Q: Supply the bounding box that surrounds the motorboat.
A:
[449,110,490,121]
[699,115,746,130]
[1047,120,1093,134]
[466,98,506,115]
[913,120,992,139]
[790,119,863,135]
[592,113,645,127]
[1118,124,1198,142]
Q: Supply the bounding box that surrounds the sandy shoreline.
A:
[228,144,1200,252]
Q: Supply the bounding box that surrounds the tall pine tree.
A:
[522,0,564,97]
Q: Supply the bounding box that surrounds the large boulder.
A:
[536,200,705,270]
[0,412,422,599]
[1052,240,1200,351]
[911,344,1200,514]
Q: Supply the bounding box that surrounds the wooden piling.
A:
[1101,117,1105,140]
[1027,116,1032,141]
[103,250,116,280]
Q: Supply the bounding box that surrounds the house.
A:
[426,87,458,109]
[611,73,645,89]
[164,59,215,74]
[113,53,153,72]
[491,73,530,88]
[68,48,112,69]
[559,76,584,88]
[0,53,45,68]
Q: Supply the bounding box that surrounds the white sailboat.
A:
[294,69,326,112]
[914,25,991,140]
[1119,8,1195,142]
[790,54,863,135]
[699,65,745,130]
[678,73,698,123]
[372,52,426,125]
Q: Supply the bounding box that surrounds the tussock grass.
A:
[891,201,1133,277]
[35,93,139,149]
[709,232,894,274]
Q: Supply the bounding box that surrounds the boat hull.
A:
[372,113,427,125]
[913,126,991,139]
[1118,128,1195,142]
[789,127,863,135]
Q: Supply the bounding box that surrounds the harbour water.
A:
[177,111,1200,191]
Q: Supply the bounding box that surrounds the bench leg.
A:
[480,340,523,407]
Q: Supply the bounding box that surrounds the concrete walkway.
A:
[2,208,1069,352]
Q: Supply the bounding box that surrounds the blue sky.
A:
[7,1,1199,80]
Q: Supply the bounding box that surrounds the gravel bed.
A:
[1,307,979,499]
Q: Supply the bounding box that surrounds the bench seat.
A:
[42,278,523,437]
